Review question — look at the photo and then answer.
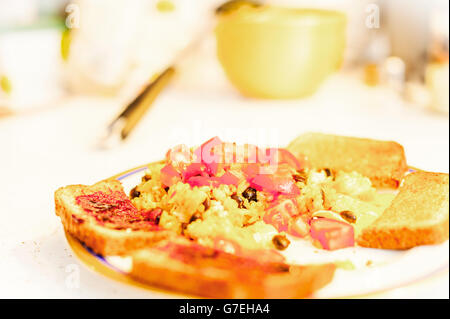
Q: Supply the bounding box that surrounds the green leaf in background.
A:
[0,15,65,34]
[156,0,175,13]
[0,75,12,94]
[61,28,71,61]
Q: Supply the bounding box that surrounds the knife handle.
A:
[120,66,175,139]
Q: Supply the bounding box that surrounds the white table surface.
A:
[1,73,448,298]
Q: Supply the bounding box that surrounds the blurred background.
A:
[0,0,449,298]
[0,0,448,107]
[0,0,448,176]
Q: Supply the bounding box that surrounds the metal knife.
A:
[96,0,262,149]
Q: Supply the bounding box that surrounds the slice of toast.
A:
[357,172,449,249]
[130,239,336,298]
[55,179,173,256]
[287,132,408,188]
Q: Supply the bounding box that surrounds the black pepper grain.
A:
[189,212,202,223]
[272,235,290,250]
[130,187,141,199]
[242,187,257,202]
[293,170,307,183]
[340,210,357,224]
[293,174,306,183]
[203,197,211,211]
[181,222,188,235]
[231,194,245,208]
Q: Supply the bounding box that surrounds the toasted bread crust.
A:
[287,133,408,188]
[357,172,449,249]
[55,180,172,256]
[130,240,336,298]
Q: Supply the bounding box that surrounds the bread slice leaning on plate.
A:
[129,238,336,299]
[54,180,173,256]
[357,172,449,249]
[287,132,408,189]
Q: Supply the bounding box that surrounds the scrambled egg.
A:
[132,161,395,250]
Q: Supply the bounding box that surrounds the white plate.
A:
[71,165,449,298]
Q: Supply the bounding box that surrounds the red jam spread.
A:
[158,242,290,276]
[76,190,161,231]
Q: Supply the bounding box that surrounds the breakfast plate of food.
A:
[55,133,449,298]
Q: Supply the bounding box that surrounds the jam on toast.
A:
[130,239,336,298]
[54,180,173,256]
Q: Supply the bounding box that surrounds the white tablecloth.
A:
[1,73,448,298]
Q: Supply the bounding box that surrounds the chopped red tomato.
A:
[287,215,310,238]
[160,164,181,187]
[276,148,304,171]
[186,176,219,188]
[259,148,304,171]
[182,163,206,181]
[193,136,222,164]
[213,142,265,164]
[205,161,220,176]
[250,173,300,195]
[241,163,260,179]
[238,144,262,163]
[144,208,163,224]
[209,142,264,173]
[255,163,299,193]
[263,209,290,232]
[274,176,300,195]
[218,171,240,186]
[263,199,298,232]
[250,174,275,192]
[310,218,355,250]
[165,144,191,170]
[165,138,305,197]
[211,142,235,164]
